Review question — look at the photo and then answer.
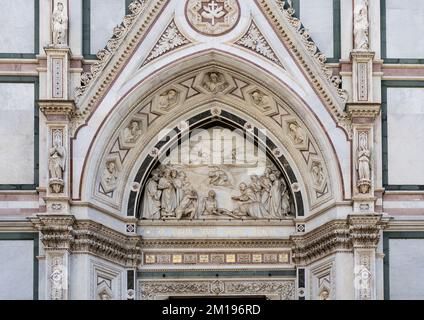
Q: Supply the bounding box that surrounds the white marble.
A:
[0,0,35,53]
[299,0,334,58]
[0,83,34,185]
[90,0,126,54]
[387,88,424,185]
[389,239,424,300]
[386,0,424,59]
[0,240,34,300]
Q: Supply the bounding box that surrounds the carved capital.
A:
[348,214,387,248]
[39,100,76,121]
[31,215,75,250]
[31,216,142,267]
[347,103,381,123]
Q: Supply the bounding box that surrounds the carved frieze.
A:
[138,279,295,300]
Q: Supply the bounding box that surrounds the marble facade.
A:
[0,0,423,301]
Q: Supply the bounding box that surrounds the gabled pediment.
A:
[73,0,350,137]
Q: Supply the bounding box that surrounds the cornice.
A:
[74,0,168,125]
[256,0,351,136]
[141,239,293,249]
[30,215,142,267]
[346,102,381,121]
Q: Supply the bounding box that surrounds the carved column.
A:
[31,215,75,300]
[348,215,386,300]
[39,0,74,215]
[349,0,380,214]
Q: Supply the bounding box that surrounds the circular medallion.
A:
[185,0,241,36]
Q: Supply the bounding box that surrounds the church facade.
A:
[0,0,423,300]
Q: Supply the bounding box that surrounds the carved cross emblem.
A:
[199,0,228,26]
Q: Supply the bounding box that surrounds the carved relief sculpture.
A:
[123,121,143,143]
[51,2,68,46]
[353,0,369,50]
[159,89,179,110]
[203,72,229,93]
[49,130,66,194]
[186,0,240,36]
[357,132,371,194]
[251,90,272,111]
[100,161,119,194]
[289,123,305,145]
[141,170,162,219]
[139,129,294,221]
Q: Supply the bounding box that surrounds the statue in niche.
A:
[157,168,177,218]
[357,132,371,194]
[232,183,271,219]
[101,161,119,193]
[123,121,143,143]
[51,2,68,46]
[208,166,230,186]
[203,72,229,93]
[289,123,305,145]
[353,0,369,50]
[311,162,325,186]
[48,132,66,194]
[251,90,272,111]
[141,170,162,219]
[175,182,198,220]
[159,89,179,110]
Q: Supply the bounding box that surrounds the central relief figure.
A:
[140,126,294,220]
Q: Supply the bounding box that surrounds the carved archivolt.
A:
[73,0,350,138]
[92,66,335,213]
[138,279,295,300]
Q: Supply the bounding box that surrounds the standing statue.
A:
[142,170,162,219]
[51,2,68,46]
[357,132,371,194]
[158,168,177,217]
[268,174,282,218]
[353,0,369,50]
[48,134,66,193]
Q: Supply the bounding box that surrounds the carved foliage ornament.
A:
[236,22,284,67]
[144,21,190,65]
[185,0,240,36]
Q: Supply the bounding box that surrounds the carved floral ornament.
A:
[93,67,334,214]
[72,0,351,138]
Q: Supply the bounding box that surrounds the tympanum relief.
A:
[95,68,331,209]
[140,127,294,220]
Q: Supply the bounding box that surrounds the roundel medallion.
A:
[185,0,241,36]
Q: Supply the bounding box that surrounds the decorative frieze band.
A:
[143,251,291,266]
